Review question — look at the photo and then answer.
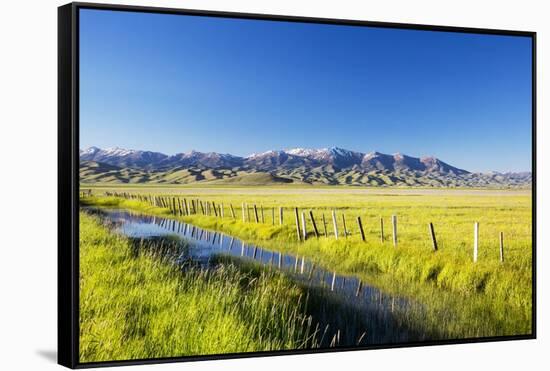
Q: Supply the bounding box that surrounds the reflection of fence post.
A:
[473,222,479,262]
[499,232,504,263]
[429,222,438,251]
[294,208,301,241]
[355,280,362,297]
[332,210,339,240]
[308,264,315,280]
[309,211,319,238]
[391,215,397,247]
[301,212,308,240]
[357,217,365,242]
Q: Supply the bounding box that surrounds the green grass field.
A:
[79,212,320,362]
[80,185,533,356]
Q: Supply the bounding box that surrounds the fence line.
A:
[93,192,510,263]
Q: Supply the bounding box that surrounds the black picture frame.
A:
[58,2,537,369]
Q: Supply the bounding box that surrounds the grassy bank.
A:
[81,191,532,339]
[79,212,318,363]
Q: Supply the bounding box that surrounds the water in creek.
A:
[87,207,434,347]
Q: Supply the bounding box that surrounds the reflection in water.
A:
[87,207,432,347]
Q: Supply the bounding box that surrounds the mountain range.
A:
[79,146,531,188]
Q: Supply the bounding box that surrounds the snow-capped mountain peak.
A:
[79,146,469,175]
[285,148,325,157]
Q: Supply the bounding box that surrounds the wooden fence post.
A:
[322,213,327,237]
[499,232,504,263]
[253,204,259,223]
[220,204,224,218]
[260,205,265,223]
[242,203,246,222]
[429,222,438,251]
[332,210,339,240]
[309,211,319,238]
[212,202,218,217]
[294,208,302,241]
[473,222,479,263]
[279,207,283,225]
[229,203,236,219]
[380,217,384,243]
[357,217,365,242]
[301,212,308,240]
[272,207,275,226]
[391,215,397,247]
[184,199,189,215]
[342,214,348,237]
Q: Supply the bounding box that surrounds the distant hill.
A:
[79,146,531,188]
[206,173,296,186]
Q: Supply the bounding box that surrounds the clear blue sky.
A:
[79,9,532,172]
